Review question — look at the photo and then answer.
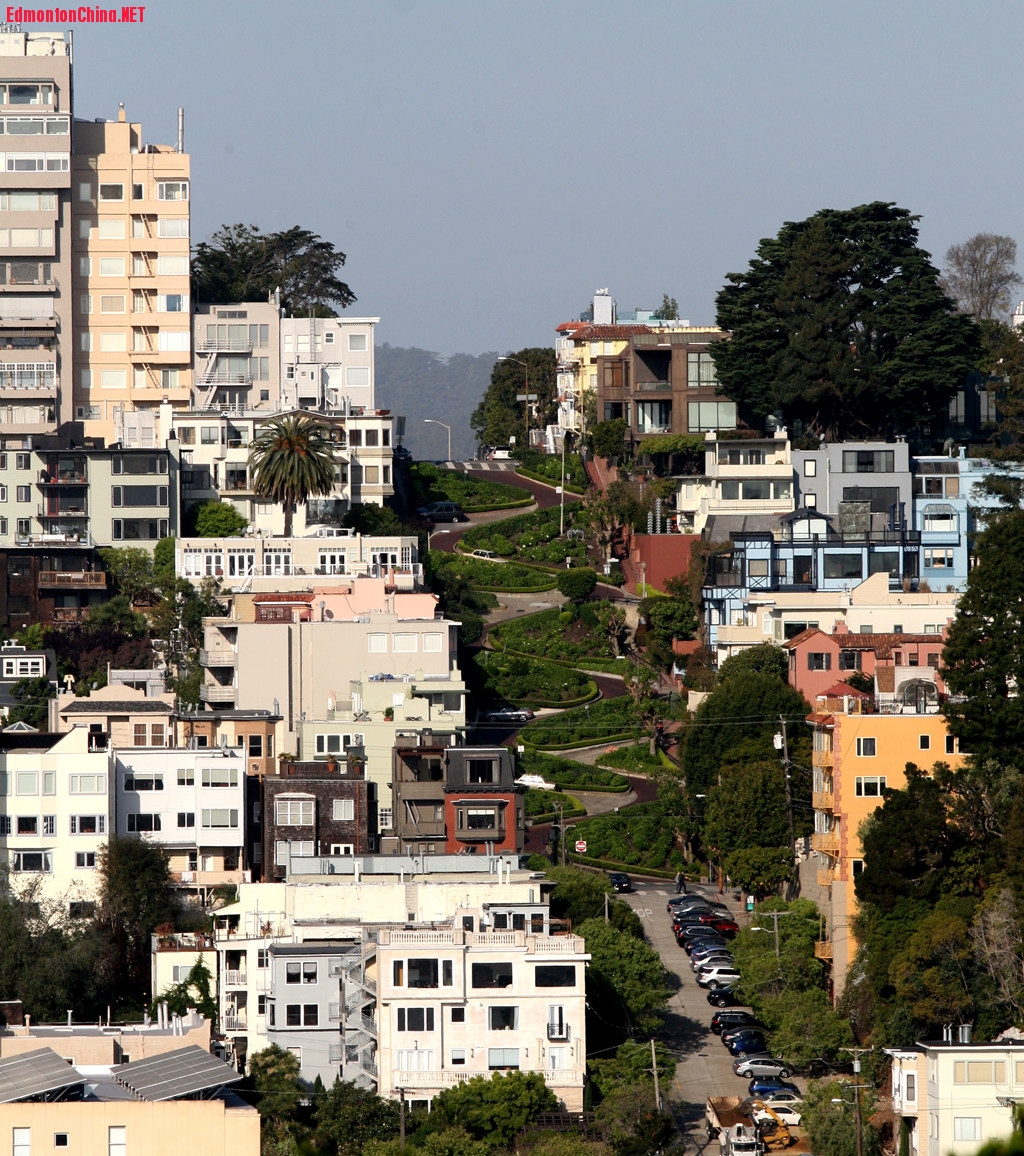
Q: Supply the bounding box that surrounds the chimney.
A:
[176,107,184,153]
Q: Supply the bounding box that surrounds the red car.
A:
[711,918,740,937]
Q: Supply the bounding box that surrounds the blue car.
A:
[726,1034,769,1057]
[748,1078,801,1098]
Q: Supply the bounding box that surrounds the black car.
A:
[707,987,744,1008]
[682,932,728,954]
[608,872,632,893]
[711,1010,761,1035]
[415,501,465,523]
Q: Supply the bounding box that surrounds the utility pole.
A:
[839,1046,874,1156]
[776,717,796,860]
[398,1087,406,1154]
[755,909,791,958]
[604,891,609,924]
[651,1038,662,1112]
[559,431,567,536]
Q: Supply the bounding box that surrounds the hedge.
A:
[517,448,589,491]
[485,638,630,678]
[471,652,597,707]
[516,465,587,494]
[429,551,556,592]
[525,790,586,823]
[518,750,630,793]
[518,696,641,749]
[489,603,623,668]
[409,462,532,511]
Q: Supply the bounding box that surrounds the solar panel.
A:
[0,1048,83,1103]
[114,1045,242,1101]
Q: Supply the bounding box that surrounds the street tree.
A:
[469,348,557,450]
[801,1079,880,1156]
[191,223,355,315]
[712,202,980,438]
[941,232,1022,321]
[429,1070,557,1147]
[246,1045,303,1124]
[557,567,597,601]
[651,293,679,321]
[249,415,336,536]
[98,547,156,604]
[704,757,791,860]
[575,918,671,1038]
[724,846,793,900]
[313,1077,401,1156]
[592,419,626,459]
[193,500,249,537]
[942,509,1024,767]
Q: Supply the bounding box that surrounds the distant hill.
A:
[374,343,498,461]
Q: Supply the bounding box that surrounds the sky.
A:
[69,0,1024,357]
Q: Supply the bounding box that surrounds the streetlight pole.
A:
[559,431,567,536]
[423,418,452,463]
[497,356,531,450]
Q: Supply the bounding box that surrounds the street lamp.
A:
[497,356,533,450]
[423,418,452,463]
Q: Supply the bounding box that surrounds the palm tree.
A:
[248,415,336,536]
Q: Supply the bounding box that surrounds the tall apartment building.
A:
[72,106,191,445]
[0,30,73,437]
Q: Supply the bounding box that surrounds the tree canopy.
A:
[942,508,1024,767]
[191,224,355,315]
[248,415,336,536]
[941,232,1022,322]
[429,1071,557,1147]
[192,500,249,538]
[711,202,980,438]
[470,349,557,450]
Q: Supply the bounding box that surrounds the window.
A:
[17,815,37,834]
[15,485,29,502]
[824,554,864,580]
[177,813,194,828]
[463,807,498,830]
[123,771,163,790]
[177,768,194,786]
[472,962,513,989]
[258,949,269,969]
[397,1007,435,1032]
[536,965,576,987]
[70,774,105,794]
[346,366,370,388]
[54,1136,68,1149]
[451,1007,465,1023]
[855,738,877,758]
[451,1048,466,1065]
[13,1129,30,1156]
[393,633,417,652]
[807,652,831,671]
[12,851,51,873]
[838,650,862,671]
[332,798,355,821]
[368,633,387,653]
[99,183,124,201]
[100,295,126,313]
[157,293,187,312]
[467,759,497,784]
[16,771,37,795]
[99,257,124,276]
[905,1073,916,1102]
[201,809,239,829]
[489,1006,518,1031]
[69,815,104,835]
[157,255,188,275]
[157,181,188,200]
[408,958,439,988]
[925,549,955,569]
[202,765,239,787]
[689,400,737,431]
[349,332,368,351]
[919,734,931,751]
[488,1048,520,1070]
[954,1120,982,1142]
[126,814,161,832]
[855,776,886,796]
[946,734,958,755]
[276,798,314,825]
[157,217,189,238]
[842,450,894,473]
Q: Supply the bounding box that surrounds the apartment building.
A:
[209,856,550,1070]
[808,688,965,998]
[279,315,378,416]
[375,922,588,1110]
[72,106,191,445]
[174,531,421,594]
[887,1035,1024,1156]
[294,681,466,841]
[0,641,55,718]
[0,30,72,437]
[0,725,111,917]
[151,930,218,1009]
[49,683,176,748]
[0,1043,258,1156]
[0,1008,211,1061]
[261,750,378,878]
[112,747,247,898]
[192,299,281,415]
[388,742,524,856]
[196,585,461,779]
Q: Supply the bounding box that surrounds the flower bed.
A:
[459,506,588,567]
[489,602,624,667]
[471,652,598,707]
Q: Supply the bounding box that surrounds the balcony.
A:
[811,830,840,855]
[812,748,834,768]
[547,1021,570,1041]
[173,869,244,887]
[199,684,236,704]
[223,970,247,987]
[222,1013,247,1032]
[38,506,87,521]
[199,648,235,668]
[812,790,835,812]
[813,940,834,961]
[196,338,254,355]
[0,262,56,290]
[52,607,90,624]
[38,570,105,589]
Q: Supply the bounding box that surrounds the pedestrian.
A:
[674,870,684,895]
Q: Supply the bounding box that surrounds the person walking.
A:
[674,870,685,895]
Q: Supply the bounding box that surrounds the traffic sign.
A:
[575,840,587,853]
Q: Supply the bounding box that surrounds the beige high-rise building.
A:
[0,30,72,436]
[72,106,191,445]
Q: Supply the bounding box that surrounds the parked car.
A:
[691,942,733,963]
[682,931,728,953]
[481,706,535,724]
[748,1078,801,1098]
[726,1035,770,1058]
[514,774,555,790]
[722,1025,768,1045]
[710,918,741,937]
[697,965,743,989]
[667,896,714,913]
[692,953,734,974]
[393,445,413,461]
[754,1105,803,1127]
[608,872,632,893]
[416,501,465,522]
[708,987,744,1008]
[711,1011,761,1035]
[734,1056,792,1079]
[756,1091,803,1109]
[469,549,501,560]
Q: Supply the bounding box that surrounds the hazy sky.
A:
[72,0,1023,356]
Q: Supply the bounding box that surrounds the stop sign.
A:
[575,840,587,853]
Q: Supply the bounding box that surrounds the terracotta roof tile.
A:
[875,667,896,693]
[820,682,871,698]
[782,627,827,649]
[567,324,652,342]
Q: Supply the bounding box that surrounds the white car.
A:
[515,774,556,791]
[470,550,502,560]
[754,1106,802,1128]
[757,1092,803,1110]
[697,965,742,989]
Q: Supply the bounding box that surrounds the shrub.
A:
[472,652,595,706]
[517,448,588,490]
[519,696,639,748]
[596,744,664,773]
[557,567,597,601]
[490,603,624,666]
[430,552,555,592]
[409,463,531,511]
[517,750,629,792]
[460,507,587,566]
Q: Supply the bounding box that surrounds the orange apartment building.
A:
[808,682,965,998]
